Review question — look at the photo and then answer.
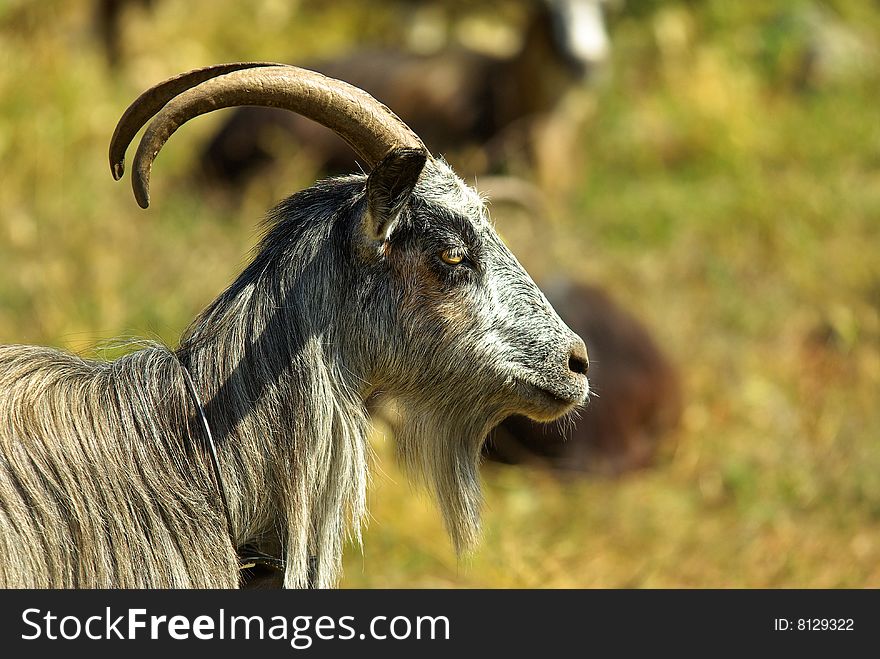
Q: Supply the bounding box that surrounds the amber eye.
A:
[440,249,465,265]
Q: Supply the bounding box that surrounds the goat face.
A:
[351,153,589,551]
[359,154,589,424]
[545,0,611,75]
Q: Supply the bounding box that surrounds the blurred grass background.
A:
[0,0,878,587]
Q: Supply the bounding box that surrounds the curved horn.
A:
[109,62,282,181]
[110,63,428,208]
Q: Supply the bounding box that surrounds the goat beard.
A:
[391,398,503,556]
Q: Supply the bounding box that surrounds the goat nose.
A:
[567,338,589,376]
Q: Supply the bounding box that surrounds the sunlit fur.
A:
[0,159,586,588]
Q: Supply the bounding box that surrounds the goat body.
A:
[0,345,239,587]
[199,0,610,186]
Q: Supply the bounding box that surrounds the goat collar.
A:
[177,357,307,586]
[178,361,237,550]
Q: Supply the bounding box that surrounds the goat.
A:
[0,62,589,588]
[486,281,681,474]
[197,0,610,187]
[93,0,155,67]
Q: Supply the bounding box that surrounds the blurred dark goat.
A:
[94,0,155,66]
[0,63,589,588]
[486,281,681,474]
[198,0,610,187]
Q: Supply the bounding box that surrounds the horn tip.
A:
[133,182,151,209]
[111,161,125,181]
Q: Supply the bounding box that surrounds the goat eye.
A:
[440,248,465,265]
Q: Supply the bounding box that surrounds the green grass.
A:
[0,0,878,587]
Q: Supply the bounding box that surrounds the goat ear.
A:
[364,147,427,243]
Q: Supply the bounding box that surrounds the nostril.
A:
[568,341,589,376]
[568,354,589,376]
